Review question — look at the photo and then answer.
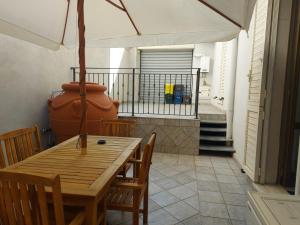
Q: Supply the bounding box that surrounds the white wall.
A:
[211,40,238,112]
[232,31,252,164]
[211,43,222,104]
[193,43,215,86]
[0,34,110,136]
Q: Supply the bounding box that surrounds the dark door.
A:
[278,0,300,193]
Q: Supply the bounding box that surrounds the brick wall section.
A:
[120,116,200,155]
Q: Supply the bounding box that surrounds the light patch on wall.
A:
[109,48,124,92]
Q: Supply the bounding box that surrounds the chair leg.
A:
[123,167,126,178]
[133,210,139,225]
[143,185,149,224]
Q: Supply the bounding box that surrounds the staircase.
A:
[200,120,235,154]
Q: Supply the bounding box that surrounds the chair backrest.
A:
[139,132,156,185]
[0,171,65,225]
[0,125,42,168]
[101,119,136,137]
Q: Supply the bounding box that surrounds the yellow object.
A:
[165,84,174,94]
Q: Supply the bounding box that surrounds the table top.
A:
[4,135,142,198]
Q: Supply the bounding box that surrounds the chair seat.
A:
[107,187,134,207]
[107,177,139,208]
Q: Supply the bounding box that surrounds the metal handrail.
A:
[70,67,201,118]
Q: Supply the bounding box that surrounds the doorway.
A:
[278,0,300,193]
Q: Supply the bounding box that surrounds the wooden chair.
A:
[0,171,85,225]
[101,119,136,137]
[101,119,136,177]
[106,132,156,225]
[0,125,42,168]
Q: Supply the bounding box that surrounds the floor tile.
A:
[122,152,252,225]
[195,160,213,167]
[198,190,224,203]
[241,184,255,193]
[227,205,248,221]
[182,214,232,225]
[183,170,197,179]
[181,214,202,225]
[219,183,245,194]
[183,181,198,192]
[216,175,239,184]
[150,169,166,181]
[164,201,198,221]
[212,162,231,169]
[169,185,196,200]
[151,191,180,207]
[160,167,181,177]
[184,195,200,210]
[214,167,234,176]
[222,193,247,206]
[155,177,181,189]
[173,172,196,184]
[232,169,245,176]
[196,173,217,182]
[149,182,164,195]
[197,180,220,192]
[196,166,215,175]
[152,162,168,170]
[148,199,162,212]
[211,157,229,163]
[148,208,179,225]
[236,176,251,185]
[228,161,241,171]
[198,202,229,219]
[231,219,247,225]
[175,165,194,173]
[106,210,131,225]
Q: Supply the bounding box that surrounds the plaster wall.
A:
[211,40,237,113]
[232,31,252,164]
[0,34,110,137]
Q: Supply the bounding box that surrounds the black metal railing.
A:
[71,67,201,118]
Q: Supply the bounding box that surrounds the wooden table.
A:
[4,135,142,225]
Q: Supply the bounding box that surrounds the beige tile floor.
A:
[107,153,254,225]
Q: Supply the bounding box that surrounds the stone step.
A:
[199,145,235,153]
[200,120,227,124]
[200,127,227,132]
[200,135,232,142]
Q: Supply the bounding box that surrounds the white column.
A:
[224,39,238,140]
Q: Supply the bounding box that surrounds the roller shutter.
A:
[140,49,193,103]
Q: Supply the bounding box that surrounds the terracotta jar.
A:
[48,82,119,143]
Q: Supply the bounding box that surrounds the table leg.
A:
[133,144,141,178]
[85,200,97,225]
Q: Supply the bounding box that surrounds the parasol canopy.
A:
[0,0,256,50]
[0,0,257,151]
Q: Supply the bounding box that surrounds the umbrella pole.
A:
[77,0,87,154]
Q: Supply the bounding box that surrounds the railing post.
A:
[132,68,135,116]
[195,68,201,119]
[71,67,76,82]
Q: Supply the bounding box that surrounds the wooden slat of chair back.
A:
[139,132,156,185]
[0,125,42,168]
[101,119,136,137]
[0,171,65,225]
